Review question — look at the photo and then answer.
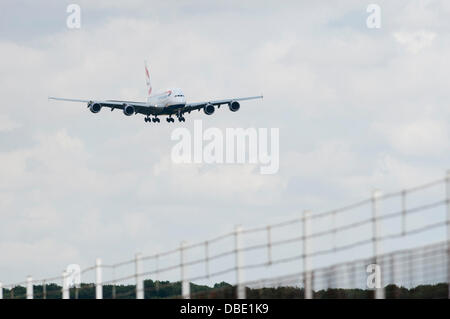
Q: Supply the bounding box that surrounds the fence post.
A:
[235,225,245,299]
[302,210,313,299]
[267,226,272,265]
[372,190,385,299]
[390,253,398,298]
[332,210,336,252]
[401,190,406,236]
[0,282,3,299]
[95,258,103,299]
[26,276,33,299]
[155,254,160,293]
[135,253,144,299]
[205,241,210,278]
[180,241,190,299]
[42,280,46,299]
[446,170,450,299]
[112,266,116,299]
[62,271,69,299]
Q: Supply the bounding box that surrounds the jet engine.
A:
[89,103,102,113]
[229,101,240,112]
[123,105,135,116]
[204,103,215,115]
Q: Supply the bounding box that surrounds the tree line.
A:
[2,280,448,299]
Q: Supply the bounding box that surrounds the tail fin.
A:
[144,60,152,97]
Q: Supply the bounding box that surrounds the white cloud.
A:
[394,30,436,53]
[375,119,449,156]
[0,115,20,132]
[146,155,285,205]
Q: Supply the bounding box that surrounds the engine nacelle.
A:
[204,103,215,115]
[229,101,240,112]
[123,104,135,116]
[89,103,102,113]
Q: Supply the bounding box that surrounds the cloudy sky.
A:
[1,0,449,285]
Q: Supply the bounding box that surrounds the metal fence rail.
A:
[1,171,449,299]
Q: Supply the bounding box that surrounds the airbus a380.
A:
[49,62,263,123]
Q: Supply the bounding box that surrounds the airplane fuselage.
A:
[148,88,186,115]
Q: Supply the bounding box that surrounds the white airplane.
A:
[49,62,263,123]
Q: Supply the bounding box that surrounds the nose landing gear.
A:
[176,110,186,122]
[176,111,185,122]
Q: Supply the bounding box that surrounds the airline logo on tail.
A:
[145,62,152,96]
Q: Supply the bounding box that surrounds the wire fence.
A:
[1,171,449,299]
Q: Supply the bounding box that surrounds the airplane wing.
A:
[183,95,263,112]
[48,97,159,115]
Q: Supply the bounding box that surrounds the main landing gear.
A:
[145,115,184,123]
[166,115,184,122]
[144,116,160,123]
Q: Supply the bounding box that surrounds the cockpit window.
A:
[174,94,184,97]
